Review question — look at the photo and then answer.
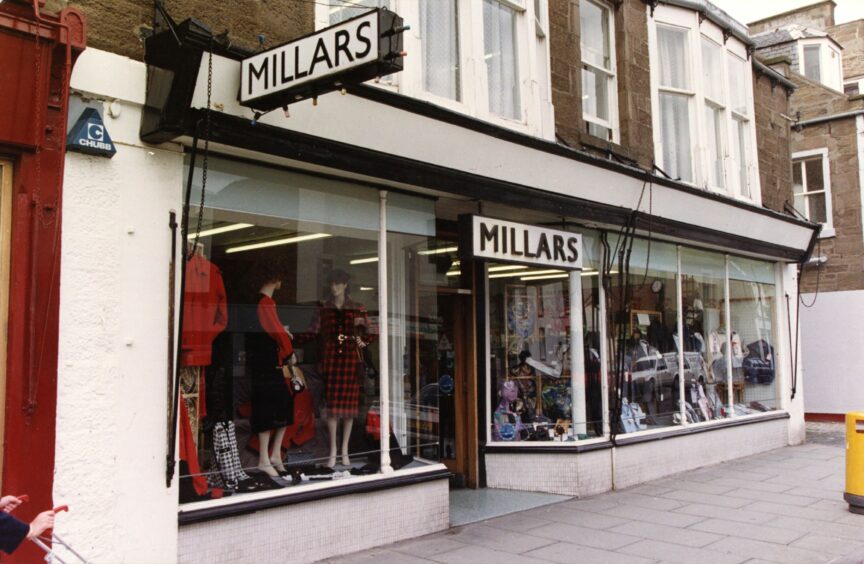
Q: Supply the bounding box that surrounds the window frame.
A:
[648,4,761,203]
[798,38,844,92]
[792,148,835,238]
[579,0,619,143]
[314,0,551,137]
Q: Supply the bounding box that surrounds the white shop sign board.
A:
[241,11,379,104]
[469,215,583,270]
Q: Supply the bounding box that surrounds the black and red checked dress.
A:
[306,298,373,419]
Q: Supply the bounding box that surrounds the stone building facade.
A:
[35,0,817,561]
[753,0,864,417]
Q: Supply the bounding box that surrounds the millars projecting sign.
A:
[461,215,583,270]
[240,8,406,112]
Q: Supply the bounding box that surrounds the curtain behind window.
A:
[483,0,520,120]
[421,0,461,100]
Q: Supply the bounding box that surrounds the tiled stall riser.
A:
[178,480,449,564]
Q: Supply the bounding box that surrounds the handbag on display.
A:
[211,420,252,489]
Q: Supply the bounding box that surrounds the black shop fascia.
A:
[459,215,583,271]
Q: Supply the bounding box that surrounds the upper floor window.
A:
[483,0,521,120]
[792,149,835,237]
[799,39,843,91]
[420,0,461,100]
[648,5,760,202]
[580,0,618,142]
[316,0,553,138]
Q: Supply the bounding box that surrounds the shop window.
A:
[607,239,681,432]
[487,233,603,442]
[580,0,618,142]
[680,249,732,420]
[792,149,834,237]
[420,0,461,101]
[178,157,440,504]
[727,257,779,413]
[649,5,760,201]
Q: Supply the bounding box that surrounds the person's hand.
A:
[26,511,54,540]
[0,496,21,513]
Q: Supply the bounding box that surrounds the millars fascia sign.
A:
[461,215,583,270]
[240,8,406,112]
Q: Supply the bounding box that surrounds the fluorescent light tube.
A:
[225,233,331,254]
[187,223,253,239]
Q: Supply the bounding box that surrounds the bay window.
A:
[483,0,521,120]
[800,39,843,92]
[318,1,552,137]
[649,5,760,202]
[580,0,618,141]
[420,0,461,101]
[656,24,693,183]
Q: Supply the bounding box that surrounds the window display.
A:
[607,239,680,432]
[728,257,779,413]
[487,232,602,442]
[177,157,440,503]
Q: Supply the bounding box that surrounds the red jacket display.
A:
[181,254,228,366]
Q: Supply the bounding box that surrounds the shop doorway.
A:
[414,286,477,488]
[0,160,12,485]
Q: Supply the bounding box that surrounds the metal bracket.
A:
[722,28,732,44]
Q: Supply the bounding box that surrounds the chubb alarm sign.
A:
[240,9,405,112]
[461,215,583,270]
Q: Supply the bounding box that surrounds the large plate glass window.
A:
[607,239,680,432]
[727,257,779,413]
[483,0,521,120]
[656,25,693,183]
[680,248,731,421]
[580,0,617,141]
[487,232,603,442]
[177,157,439,504]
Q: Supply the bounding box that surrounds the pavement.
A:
[325,422,864,564]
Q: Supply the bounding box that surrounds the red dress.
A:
[301,298,373,418]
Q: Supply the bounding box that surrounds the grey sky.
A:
[713,0,864,27]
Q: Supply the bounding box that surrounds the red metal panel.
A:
[0,2,84,561]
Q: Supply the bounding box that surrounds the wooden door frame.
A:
[0,160,13,485]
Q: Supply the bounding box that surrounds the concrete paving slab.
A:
[330,425,862,564]
[702,536,826,564]
[689,518,806,544]
[443,524,554,554]
[522,505,630,530]
[525,541,656,564]
[602,503,709,527]
[661,489,754,509]
[427,544,551,564]
[388,537,468,559]
[525,521,643,550]
[788,533,864,557]
[606,520,725,548]
[617,539,747,564]
[480,512,553,533]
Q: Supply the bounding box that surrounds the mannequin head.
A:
[327,269,351,299]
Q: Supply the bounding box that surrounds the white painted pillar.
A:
[378,190,392,474]
[570,270,587,437]
[677,245,686,425]
[725,255,734,416]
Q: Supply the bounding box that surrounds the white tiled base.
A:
[486,418,789,496]
[177,480,449,563]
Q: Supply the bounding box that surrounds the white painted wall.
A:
[56,49,183,562]
[801,289,864,415]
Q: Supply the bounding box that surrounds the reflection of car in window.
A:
[629,350,706,391]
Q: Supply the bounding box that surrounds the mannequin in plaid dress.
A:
[297,269,374,468]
